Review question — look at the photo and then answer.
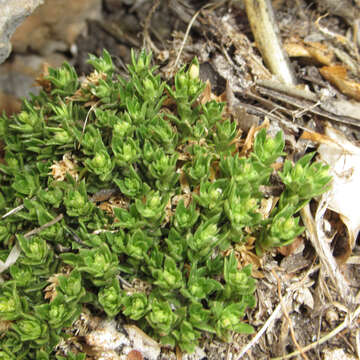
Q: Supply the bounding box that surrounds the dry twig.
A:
[272,269,309,360]
[118,274,132,288]
[173,7,202,70]
[255,79,360,127]
[173,1,224,70]
[24,214,64,238]
[78,101,99,149]
[237,293,291,359]
[1,203,26,219]
[142,0,161,52]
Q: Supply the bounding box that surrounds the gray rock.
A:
[0,0,43,64]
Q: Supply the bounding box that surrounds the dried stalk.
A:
[173,1,221,70]
[142,0,161,52]
[237,292,292,359]
[2,203,27,219]
[244,0,296,85]
[301,201,355,307]
[256,79,360,127]
[23,214,64,238]
[273,270,309,360]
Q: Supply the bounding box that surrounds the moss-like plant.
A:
[0,49,331,358]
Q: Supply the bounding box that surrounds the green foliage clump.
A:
[0,49,331,358]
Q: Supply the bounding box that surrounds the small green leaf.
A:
[146,298,177,335]
[0,285,23,321]
[12,317,48,342]
[122,292,149,320]
[252,128,285,166]
[98,278,123,317]
[87,49,115,75]
[152,256,183,290]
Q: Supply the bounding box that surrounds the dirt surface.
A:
[3,1,360,359]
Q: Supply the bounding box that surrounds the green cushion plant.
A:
[0,49,331,358]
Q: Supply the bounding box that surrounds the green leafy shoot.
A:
[0,49,331,357]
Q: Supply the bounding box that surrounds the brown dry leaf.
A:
[107,194,129,210]
[284,40,334,65]
[239,124,256,157]
[171,193,192,208]
[0,320,12,333]
[176,142,191,162]
[50,153,78,181]
[320,65,360,101]
[35,62,52,93]
[127,350,143,360]
[239,118,270,157]
[200,80,213,104]
[218,91,228,103]
[285,42,312,58]
[44,274,60,301]
[83,100,99,108]
[307,43,335,66]
[176,346,182,360]
[98,202,114,215]
[199,80,227,105]
[234,237,264,278]
[301,130,333,145]
[69,91,95,105]
[163,197,173,225]
[69,70,107,103]
[234,106,260,133]
[179,169,191,193]
[162,92,176,107]
[98,194,129,216]
[302,202,354,305]
[271,162,283,172]
[209,163,217,182]
[278,237,304,257]
[229,128,243,154]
